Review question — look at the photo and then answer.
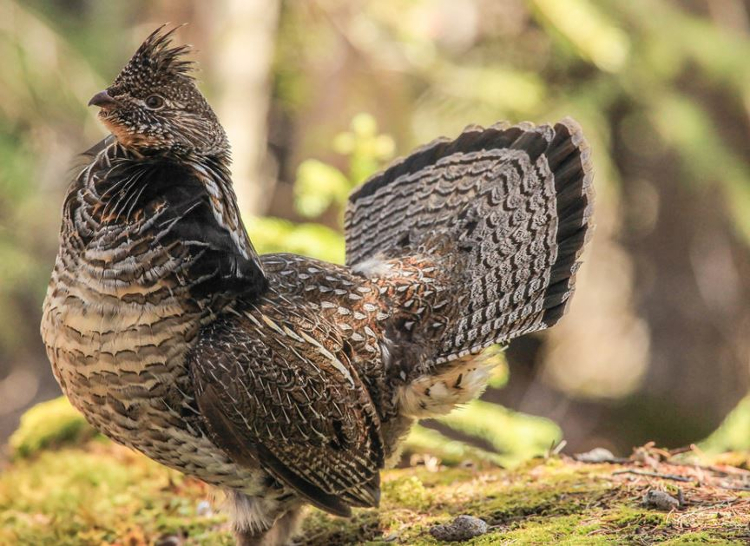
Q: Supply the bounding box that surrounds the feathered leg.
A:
[234,504,305,546]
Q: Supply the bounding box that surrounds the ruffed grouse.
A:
[41,27,594,546]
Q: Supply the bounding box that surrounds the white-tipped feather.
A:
[397,352,498,418]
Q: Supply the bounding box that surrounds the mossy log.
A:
[2,399,749,545]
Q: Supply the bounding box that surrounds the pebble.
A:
[429,515,488,542]
[642,489,680,511]
[574,447,616,463]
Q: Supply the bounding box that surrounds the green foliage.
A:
[651,93,750,241]
[294,113,395,219]
[431,400,561,468]
[294,160,352,219]
[247,217,346,265]
[9,397,97,460]
[0,442,231,545]
[532,0,630,72]
[249,113,395,266]
[701,395,750,453]
[405,425,504,467]
[330,113,396,187]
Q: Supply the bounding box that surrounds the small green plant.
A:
[248,113,395,265]
[9,396,98,459]
[295,113,396,219]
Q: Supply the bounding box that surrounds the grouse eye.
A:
[145,95,165,110]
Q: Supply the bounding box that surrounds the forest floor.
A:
[1,398,749,545]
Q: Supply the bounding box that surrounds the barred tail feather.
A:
[345,118,594,364]
[542,120,594,326]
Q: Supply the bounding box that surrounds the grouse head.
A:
[88,26,227,156]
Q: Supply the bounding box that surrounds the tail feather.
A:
[345,118,594,365]
[542,120,594,326]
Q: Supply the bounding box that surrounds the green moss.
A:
[301,457,750,545]
[3,444,749,545]
[382,475,431,508]
[3,399,749,545]
[661,532,747,545]
[494,514,611,545]
[301,461,614,545]
[9,397,95,459]
[0,442,229,545]
[607,505,666,529]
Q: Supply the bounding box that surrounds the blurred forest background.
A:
[1,0,750,464]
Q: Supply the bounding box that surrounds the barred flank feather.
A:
[345,118,594,364]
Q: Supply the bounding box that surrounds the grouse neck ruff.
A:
[42,26,593,546]
[41,138,271,492]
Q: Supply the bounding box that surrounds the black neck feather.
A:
[70,140,267,302]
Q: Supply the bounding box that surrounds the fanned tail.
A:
[344,118,594,364]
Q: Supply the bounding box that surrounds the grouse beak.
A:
[88,90,117,108]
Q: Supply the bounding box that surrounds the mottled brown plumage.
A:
[41,27,594,546]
